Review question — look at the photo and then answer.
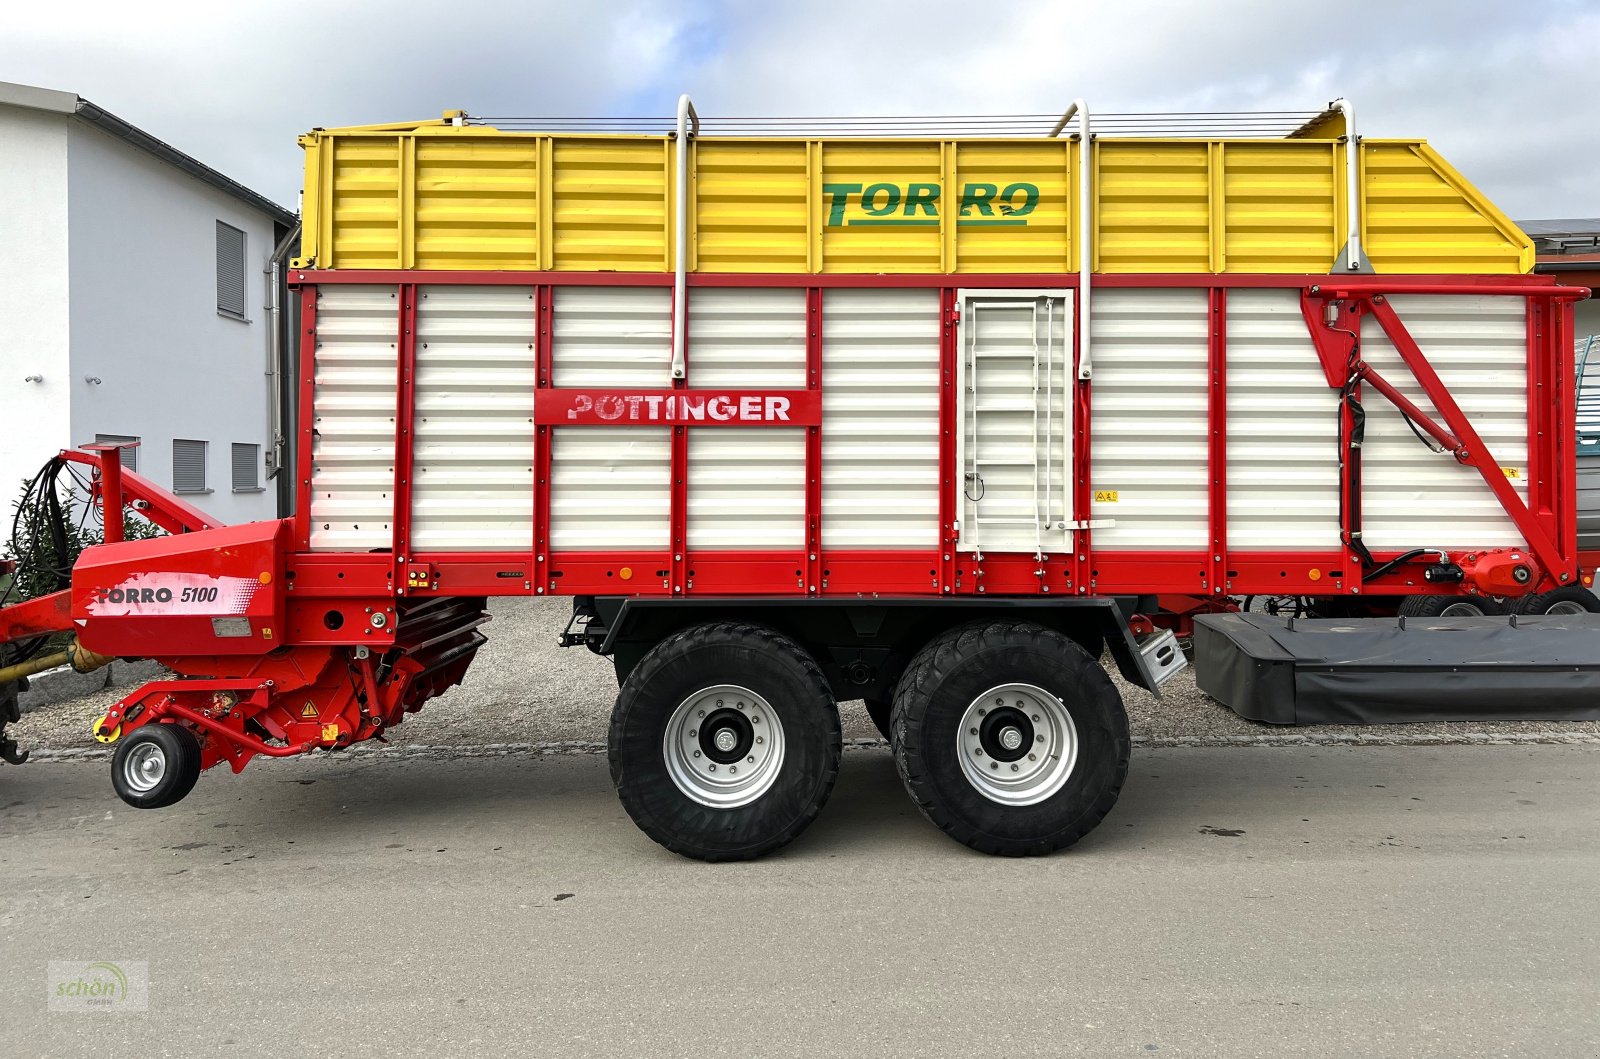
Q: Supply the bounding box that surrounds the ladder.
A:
[1579,335,1600,451]
[964,296,1061,561]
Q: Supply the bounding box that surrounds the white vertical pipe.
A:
[1332,97,1362,271]
[672,94,700,379]
[1050,100,1092,379]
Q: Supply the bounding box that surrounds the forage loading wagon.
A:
[0,98,1591,860]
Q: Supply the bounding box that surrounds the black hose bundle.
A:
[0,456,106,765]
[0,456,97,668]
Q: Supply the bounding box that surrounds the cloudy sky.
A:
[3,0,1596,219]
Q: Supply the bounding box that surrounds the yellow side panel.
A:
[953,141,1074,273]
[693,141,809,273]
[1096,142,1209,272]
[551,138,669,272]
[1362,141,1533,274]
[1222,141,1339,272]
[819,142,943,273]
[296,124,1531,276]
[414,137,539,270]
[328,137,402,269]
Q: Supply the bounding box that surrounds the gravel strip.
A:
[10,597,1599,759]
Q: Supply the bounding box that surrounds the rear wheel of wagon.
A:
[1514,586,1600,615]
[891,621,1130,857]
[608,623,842,862]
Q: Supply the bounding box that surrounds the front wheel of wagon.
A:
[608,623,842,862]
[892,621,1129,857]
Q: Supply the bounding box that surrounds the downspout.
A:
[1049,100,1092,379]
[671,94,700,380]
[265,222,301,513]
[1331,97,1364,272]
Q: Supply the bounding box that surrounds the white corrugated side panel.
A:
[956,295,1070,554]
[550,287,671,550]
[687,288,807,550]
[821,289,942,549]
[549,429,671,550]
[1359,294,1529,549]
[309,286,398,551]
[551,286,672,387]
[1225,290,1341,551]
[1089,289,1210,550]
[410,286,537,551]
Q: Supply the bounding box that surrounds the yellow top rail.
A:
[294,117,1532,275]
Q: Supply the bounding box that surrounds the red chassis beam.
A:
[0,590,73,647]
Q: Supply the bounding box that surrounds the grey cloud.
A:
[2,0,1593,217]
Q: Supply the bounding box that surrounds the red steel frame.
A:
[285,269,1586,609]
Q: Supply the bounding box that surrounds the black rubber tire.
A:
[1397,594,1506,618]
[1514,586,1600,615]
[110,724,202,809]
[608,622,842,862]
[891,621,1130,857]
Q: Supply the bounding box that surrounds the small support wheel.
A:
[891,621,1130,857]
[1514,586,1600,615]
[1397,594,1505,618]
[111,724,202,809]
[608,622,842,861]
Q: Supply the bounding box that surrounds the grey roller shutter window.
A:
[231,442,260,492]
[93,434,139,473]
[173,439,207,494]
[216,220,247,320]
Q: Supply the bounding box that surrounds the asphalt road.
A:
[4,744,1598,1058]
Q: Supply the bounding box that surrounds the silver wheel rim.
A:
[1439,601,1489,617]
[122,741,168,794]
[1544,600,1587,615]
[663,685,786,809]
[957,683,1078,806]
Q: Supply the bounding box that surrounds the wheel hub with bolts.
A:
[958,683,1078,806]
[122,742,167,793]
[663,685,786,808]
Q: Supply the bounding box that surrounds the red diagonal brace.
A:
[1355,366,1461,454]
[1365,296,1565,577]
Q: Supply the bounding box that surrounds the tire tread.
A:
[891,620,1130,857]
[608,621,841,862]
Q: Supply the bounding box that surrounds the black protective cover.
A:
[1192,612,1600,725]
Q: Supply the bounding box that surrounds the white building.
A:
[0,80,297,530]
